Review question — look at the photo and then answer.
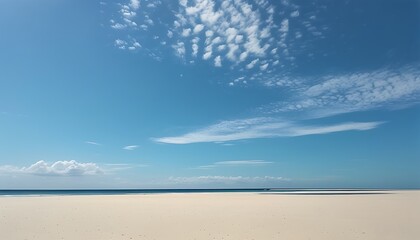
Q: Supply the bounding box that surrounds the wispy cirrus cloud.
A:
[154,117,383,144]
[269,65,420,118]
[123,145,139,150]
[155,63,419,144]
[104,1,419,144]
[85,141,101,146]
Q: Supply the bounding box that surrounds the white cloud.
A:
[260,63,269,71]
[132,41,141,48]
[226,44,239,61]
[212,37,222,45]
[182,28,191,37]
[260,27,271,39]
[217,44,226,51]
[279,19,289,33]
[123,18,137,27]
[290,10,299,17]
[214,55,222,67]
[85,141,101,146]
[205,30,214,37]
[191,36,199,43]
[107,0,323,77]
[203,50,212,60]
[289,122,383,137]
[123,145,139,150]
[191,37,200,57]
[239,51,248,62]
[200,7,222,25]
[128,40,141,50]
[246,58,259,69]
[180,0,188,7]
[145,18,154,25]
[192,43,199,57]
[225,27,238,43]
[235,35,244,44]
[115,39,126,45]
[139,24,148,30]
[104,3,420,146]
[114,39,128,49]
[106,1,417,120]
[193,24,204,34]
[170,0,277,70]
[111,23,126,29]
[0,160,103,176]
[273,65,420,118]
[270,48,277,54]
[173,41,186,58]
[129,0,140,10]
[121,9,136,19]
[150,65,415,145]
[154,117,383,144]
[243,35,266,56]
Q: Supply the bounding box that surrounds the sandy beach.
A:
[0,191,419,240]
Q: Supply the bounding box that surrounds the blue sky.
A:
[0,0,419,189]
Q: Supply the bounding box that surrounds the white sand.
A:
[0,191,419,240]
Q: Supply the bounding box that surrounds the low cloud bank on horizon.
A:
[0,160,103,176]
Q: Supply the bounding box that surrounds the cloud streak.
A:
[154,64,418,144]
[85,141,101,146]
[123,145,139,150]
[155,117,383,144]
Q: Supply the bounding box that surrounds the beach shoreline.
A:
[0,190,419,240]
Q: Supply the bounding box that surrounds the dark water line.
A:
[0,188,395,196]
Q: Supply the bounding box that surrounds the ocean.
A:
[0,188,385,196]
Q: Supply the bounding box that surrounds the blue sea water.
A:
[0,188,386,197]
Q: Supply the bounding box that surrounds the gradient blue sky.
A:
[0,0,419,189]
